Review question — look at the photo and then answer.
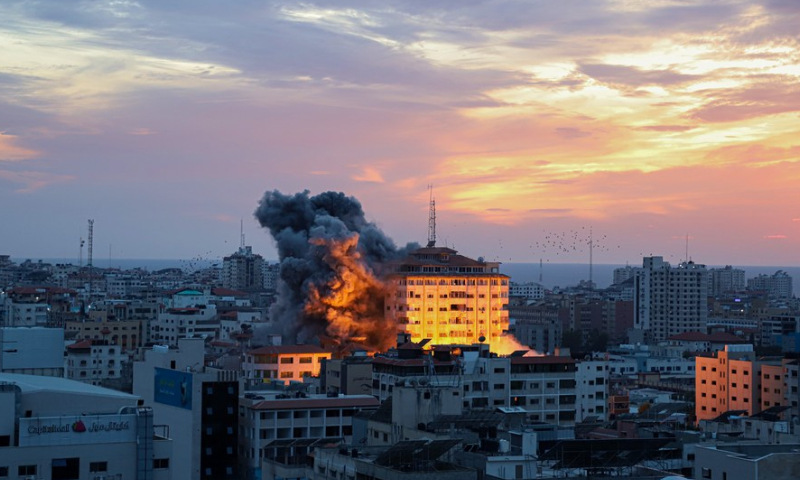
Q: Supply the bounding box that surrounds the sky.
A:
[0,0,798,267]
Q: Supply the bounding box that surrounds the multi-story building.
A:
[152,304,219,346]
[509,355,577,426]
[613,265,641,285]
[133,338,239,480]
[0,327,65,377]
[243,344,332,386]
[64,339,123,386]
[695,344,785,423]
[238,392,379,480]
[322,353,374,395]
[575,360,609,422]
[222,246,264,291]
[66,317,145,352]
[262,262,280,292]
[0,372,173,480]
[708,266,746,297]
[385,247,509,346]
[748,270,794,299]
[509,282,545,300]
[634,256,708,343]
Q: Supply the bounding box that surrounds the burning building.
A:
[384,246,511,349]
[254,190,417,352]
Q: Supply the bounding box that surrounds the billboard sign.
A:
[19,414,136,446]
[154,367,193,409]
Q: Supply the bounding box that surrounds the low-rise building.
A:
[0,372,173,480]
[243,344,332,387]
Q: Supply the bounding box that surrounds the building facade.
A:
[385,247,510,346]
[634,256,708,342]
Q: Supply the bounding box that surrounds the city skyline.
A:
[1,1,799,265]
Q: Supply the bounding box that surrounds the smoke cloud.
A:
[254,190,417,351]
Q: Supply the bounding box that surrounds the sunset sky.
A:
[1,0,798,266]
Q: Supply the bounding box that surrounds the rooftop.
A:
[0,372,138,401]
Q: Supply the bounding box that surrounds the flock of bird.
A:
[493,227,622,263]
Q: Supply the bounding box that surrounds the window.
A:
[280,357,294,364]
[0,467,7,478]
[89,462,107,473]
[18,466,37,476]
[153,459,170,469]
[299,357,313,364]
[280,371,293,379]
[702,468,712,479]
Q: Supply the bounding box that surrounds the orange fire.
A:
[490,334,542,357]
[304,233,397,351]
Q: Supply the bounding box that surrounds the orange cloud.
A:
[0,133,38,162]
[0,170,75,193]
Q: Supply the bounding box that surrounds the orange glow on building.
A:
[385,247,512,352]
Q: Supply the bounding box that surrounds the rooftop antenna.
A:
[79,237,85,268]
[87,219,94,302]
[539,258,543,283]
[685,233,689,263]
[240,218,245,250]
[588,226,594,288]
[426,184,436,248]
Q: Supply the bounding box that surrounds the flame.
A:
[303,233,398,351]
[491,334,542,356]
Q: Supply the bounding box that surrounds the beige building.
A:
[695,344,784,423]
[385,247,509,346]
[243,344,332,386]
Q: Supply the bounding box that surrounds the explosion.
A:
[491,334,542,357]
[254,190,417,351]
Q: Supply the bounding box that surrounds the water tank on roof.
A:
[498,439,510,453]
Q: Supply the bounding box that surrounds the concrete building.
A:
[709,266,746,297]
[613,265,641,285]
[695,344,784,423]
[152,304,218,346]
[64,339,123,386]
[239,392,379,480]
[509,282,545,300]
[0,327,65,377]
[222,246,264,292]
[509,356,577,426]
[693,443,800,480]
[385,247,509,346]
[133,338,240,480]
[65,317,144,352]
[634,256,708,343]
[0,286,77,327]
[575,359,609,422]
[322,353,374,395]
[0,372,172,480]
[748,270,794,299]
[243,344,332,387]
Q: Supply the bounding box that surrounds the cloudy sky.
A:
[1,0,798,266]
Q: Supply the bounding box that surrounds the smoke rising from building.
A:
[254,190,417,350]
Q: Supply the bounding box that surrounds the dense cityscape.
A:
[3,1,800,479]
[1,191,798,480]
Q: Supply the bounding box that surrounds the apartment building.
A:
[384,247,509,346]
[695,344,784,423]
[238,393,379,480]
[243,344,332,386]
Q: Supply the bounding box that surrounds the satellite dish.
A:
[479,335,486,343]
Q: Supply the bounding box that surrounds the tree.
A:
[585,329,609,353]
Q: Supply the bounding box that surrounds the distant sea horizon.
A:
[12,257,800,296]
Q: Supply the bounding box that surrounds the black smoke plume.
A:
[254,190,417,350]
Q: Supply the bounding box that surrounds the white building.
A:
[634,256,708,343]
[613,265,642,285]
[575,360,609,422]
[748,270,794,299]
[0,327,64,377]
[239,392,379,479]
[243,345,331,386]
[708,266,746,296]
[133,338,240,480]
[152,304,218,346]
[0,372,172,480]
[509,282,545,300]
[64,339,123,386]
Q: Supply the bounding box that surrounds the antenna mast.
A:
[79,237,84,268]
[589,226,594,288]
[426,184,436,248]
[240,218,245,250]
[87,219,94,301]
[685,233,689,263]
[539,258,543,283]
